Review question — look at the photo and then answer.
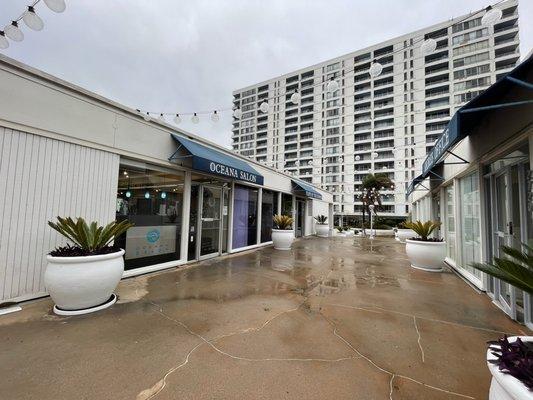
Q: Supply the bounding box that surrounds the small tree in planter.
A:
[272,214,294,250]
[404,220,445,272]
[314,215,329,237]
[472,243,533,400]
[45,217,133,315]
[359,173,395,236]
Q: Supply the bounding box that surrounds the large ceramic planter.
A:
[395,229,417,243]
[316,223,329,238]
[45,249,125,313]
[405,239,445,272]
[487,336,533,400]
[272,229,295,250]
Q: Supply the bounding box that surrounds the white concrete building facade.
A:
[0,55,333,303]
[231,0,520,223]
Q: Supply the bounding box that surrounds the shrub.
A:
[404,220,442,241]
[488,336,533,390]
[273,214,293,230]
[48,217,134,256]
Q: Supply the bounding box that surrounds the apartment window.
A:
[452,17,482,33]
[326,118,340,127]
[452,28,488,46]
[459,172,482,279]
[454,76,490,91]
[454,90,483,104]
[453,40,488,57]
[453,52,489,68]
[326,62,340,72]
[453,64,490,80]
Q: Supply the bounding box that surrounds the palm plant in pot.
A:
[46,217,133,315]
[404,220,445,272]
[272,214,294,250]
[314,215,329,238]
[472,243,533,400]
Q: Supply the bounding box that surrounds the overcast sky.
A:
[1,0,531,148]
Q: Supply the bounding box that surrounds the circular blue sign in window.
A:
[146,229,160,243]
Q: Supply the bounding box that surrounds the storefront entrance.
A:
[295,199,305,237]
[485,153,530,319]
[188,180,230,261]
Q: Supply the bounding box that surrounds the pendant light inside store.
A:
[22,7,44,31]
[4,21,24,42]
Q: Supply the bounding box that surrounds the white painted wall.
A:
[0,128,119,301]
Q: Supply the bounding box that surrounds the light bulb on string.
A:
[211,110,220,123]
[174,114,181,124]
[233,108,242,119]
[44,0,66,13]
[191,113,200,124]
[0,32,9,49]
[158,113,165,122]
[481,6,502,26]
[290,91,301,105]
[259,101,269,113]
[143,112,151,122]
[372,152,379,159]
[326,78,339,93]
[420,35,437,56]
[23,7,44,31]
[355,155,361,161]
[4,22,23,42]
[368,59,383,78]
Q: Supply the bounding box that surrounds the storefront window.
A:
[261,190,278,242]
[444,185,456,261]
[459,172,481,278]
[232,185,258,248]
[116,163,184,270]
[281,193,293,216]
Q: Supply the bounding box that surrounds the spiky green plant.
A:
[404,220,441,241]
[314,215,327,224]
[273,214,293,230]
[472,244,533,294]
[48,217,134,253]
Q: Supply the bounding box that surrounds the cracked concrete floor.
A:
[0,236,529,400]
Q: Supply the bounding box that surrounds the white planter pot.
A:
[405,239,445,272]
[395,229,418,242]
[272,229,295,250]
[487,336,533,400]
[316,224,329,238]
[45,249,125,311]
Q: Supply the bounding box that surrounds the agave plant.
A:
[471,243,533,295]
[404,220,441,241]
[314,215,327,224]
[48,217,134,254]
[273,214,293,230]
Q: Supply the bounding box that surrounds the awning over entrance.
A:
[292,179,322,200]
[169,134,264,185]
[407,54,533,197]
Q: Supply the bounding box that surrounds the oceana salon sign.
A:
[209,162,259,184]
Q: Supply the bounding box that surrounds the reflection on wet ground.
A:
[0,236,529,400]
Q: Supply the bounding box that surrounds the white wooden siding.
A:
[0,128,119,302]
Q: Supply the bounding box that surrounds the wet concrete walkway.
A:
[1,237,528,399]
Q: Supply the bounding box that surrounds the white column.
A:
[228,182,235,252]
[180,171,191,262]
[277,192,282,215]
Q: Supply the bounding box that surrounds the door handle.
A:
[508,221,513,236]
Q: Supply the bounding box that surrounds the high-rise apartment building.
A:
[231,0,520,222]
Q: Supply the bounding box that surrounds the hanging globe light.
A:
[259,101,269,113]
[355,155,361,161]
[326,79,339,93]
[143,112,151,122]
[368,60,383,78]
[0,32,9,50]
[44,0,67,13]
[481,6,502,26]
[4,22,24,42]
[211,110,220,123]
[338,157,344,163]
[372,152,379,159]
[158,113,165,122]
[290,91,301,105]
[22,7,44,31]
[191,113,200,124]
[174,114,181,124]
[307,160,313,166]
[233,108,242,119]
[420,36,437,56]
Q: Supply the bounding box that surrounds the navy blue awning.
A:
[169,134,264,185]
[292,180,322,200]
[407,54,533,197]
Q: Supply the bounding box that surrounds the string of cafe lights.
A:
[134,2,505,124]
[0,0,66,49]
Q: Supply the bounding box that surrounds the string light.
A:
[233,108,243,119]
[481,5,502,26]
[174,114,181,124]
[420,35,437,56]
[143,112,151,122]
[259,101,269,113]
[0,32,8,49]
[326,78,339,93]
[368,59,383,78]
[191,112,200,124]
[4,22,24,42]
[22,7,44,31]
[211,110,220,122]
[290,90,301,104]
[43,0,66,13]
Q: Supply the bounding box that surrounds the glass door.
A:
[296,200,305,237]
[199,186,222,259]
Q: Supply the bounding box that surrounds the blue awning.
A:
[169,134,264,185]
[292,180,322,200]
[407,54,533,197]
